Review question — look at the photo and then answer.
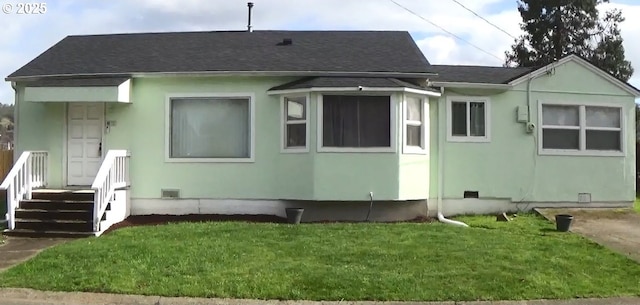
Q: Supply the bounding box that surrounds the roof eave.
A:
[429,81,512,90]
[6,70,437,82]
[267,86,441,97]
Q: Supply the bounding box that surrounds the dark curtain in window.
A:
[323,95,390,147]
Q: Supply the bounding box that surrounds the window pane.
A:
[322,95,390,147]
[323,95,359,147]
[451,102,467,136]
[586,106,620,128]
[406,125,422,147]
[586,130,621,151]
[286,96,306,121]
[470,102,485,137]
[406,97,422,121]
[542,128,579,149]
[171,98,249,158]
[286,123,306,147]
[358,96,391,147]
[542,105,579,126]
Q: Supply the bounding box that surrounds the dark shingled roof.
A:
[8,30,432,79]
[24,77,129,87]
[269,77,434,92]
[429,65,536,84]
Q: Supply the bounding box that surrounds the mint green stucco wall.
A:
[430,60,636,203]
[14,86,66,187]
[15,77,426,201]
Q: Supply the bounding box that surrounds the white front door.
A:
[67,103,104,186]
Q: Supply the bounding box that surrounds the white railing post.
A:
[0,151,48,231]
[91,150,130,234]
[25,155,32,200]
[7,186,14,230]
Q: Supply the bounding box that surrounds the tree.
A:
[505,0,633,82]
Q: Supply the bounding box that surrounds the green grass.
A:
[635,197,640,213]
[1,214,640,301]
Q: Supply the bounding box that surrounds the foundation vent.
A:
[161,189,180,199]
[578,193,591,203]
[463,191,479,199]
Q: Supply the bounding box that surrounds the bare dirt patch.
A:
[536,208,640,262]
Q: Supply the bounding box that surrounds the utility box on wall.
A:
[516,106,529,123]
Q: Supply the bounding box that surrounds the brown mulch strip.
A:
[103,214,287,234]
[103,214,437,235]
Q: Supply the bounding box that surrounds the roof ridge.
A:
[430,64,533,69]
[66,29,410,38]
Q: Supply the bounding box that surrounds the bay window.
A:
[282,95,308,152]
[319,95,392,151]
[403,96,427,153]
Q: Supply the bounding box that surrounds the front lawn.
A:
[1,214,640,301]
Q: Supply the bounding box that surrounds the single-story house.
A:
[2,30,639,236]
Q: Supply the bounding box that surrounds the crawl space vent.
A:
[464,191,479,199]
[578,193,591,203]
[161,189,180,199]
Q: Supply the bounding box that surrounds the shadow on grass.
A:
[540,228,560,233]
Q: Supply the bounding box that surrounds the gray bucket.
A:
[555,214,574,232]
[285,208,304,224]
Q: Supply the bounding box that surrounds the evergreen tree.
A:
[505,0,633,81]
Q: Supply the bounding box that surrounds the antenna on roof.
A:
[247,2,254,32]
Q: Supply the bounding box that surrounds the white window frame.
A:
[402,94,428,154]
[317,93,397,153]
[538,101,625,157]
[446,96,491,143]
[164,92,256,163]
[280,94,310,153]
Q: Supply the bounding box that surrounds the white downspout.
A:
[436,88,468,227]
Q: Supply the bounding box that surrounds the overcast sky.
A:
[1,0,639,104]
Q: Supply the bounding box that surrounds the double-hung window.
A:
[167,94,254,162]
[319,95,392,151]
[403,96,427,153]
[540,103,623,155]
[282,95,308,152]
[447,97,490,142]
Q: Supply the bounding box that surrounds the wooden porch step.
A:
[15,209,93,221]
[14,219,93,232]
[19,199,93,211]
[3,229,94,238]
[32,189,94,202]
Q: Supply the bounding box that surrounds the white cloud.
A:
[0,0,638,104]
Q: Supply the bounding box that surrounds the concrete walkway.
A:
[0,237,71,271]
[535,207,640,262]
[0,289,639,305]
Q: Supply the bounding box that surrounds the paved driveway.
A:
[536,208,640,262]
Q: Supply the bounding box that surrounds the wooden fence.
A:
[0,150,12,182]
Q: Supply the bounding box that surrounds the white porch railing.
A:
[91,150,130,232]
[0,151,48,230]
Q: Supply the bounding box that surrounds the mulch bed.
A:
[103,214,437,235]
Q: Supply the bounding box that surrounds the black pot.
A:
[285,208,304,224]
[555,214,574,232]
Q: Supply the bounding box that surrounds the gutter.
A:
[429,81,512,90]
[436,87,468,227]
